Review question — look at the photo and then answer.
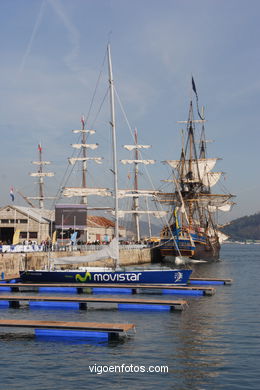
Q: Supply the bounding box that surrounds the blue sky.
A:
[0,0,259,222]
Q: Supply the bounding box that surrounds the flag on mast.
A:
[191,76,204,120]
[192,76,198,99]
[10,187,15,202]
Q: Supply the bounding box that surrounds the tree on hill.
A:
[222,212,260,241]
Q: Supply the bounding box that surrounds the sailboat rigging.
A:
[158,84,235,262]
[19,45,192,285]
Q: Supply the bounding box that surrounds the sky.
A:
[0,0,259,223]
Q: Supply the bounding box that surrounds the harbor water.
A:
[0,243,259,390]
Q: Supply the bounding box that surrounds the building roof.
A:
[87,216,125,230]
[87,216,115,228]
[7,205,55,223]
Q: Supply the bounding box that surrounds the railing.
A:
[0,243,150,253]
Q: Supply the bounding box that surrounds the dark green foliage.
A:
[222,213,260,240]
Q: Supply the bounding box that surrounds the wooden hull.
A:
[160,237,220,263]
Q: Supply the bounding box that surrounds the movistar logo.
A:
[75,271,142,283]
[93,272,141,282]
[75,271,92,282]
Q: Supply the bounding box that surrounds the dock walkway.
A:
[0,319,135,338]
[5,282,215,296]
[0,294,187,310]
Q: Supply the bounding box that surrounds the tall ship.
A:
[158,82,235,262]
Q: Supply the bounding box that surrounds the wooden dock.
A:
[0,294,187,310]
[3,283,215,296]
[0,319,135,338]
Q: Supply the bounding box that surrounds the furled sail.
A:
[32,161,51,165]
[63,187,112,197]
[68,157,103,165]
[117,189,159,198]
[72,129,96,135]
[53,238,119,265]
[121,159,155,165]
[71,143,99,150]
[123,145,151,151]
[30,172,54,177]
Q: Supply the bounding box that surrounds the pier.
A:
[4,282,216,296]
[0,294,187,311]
[0,319,135,339]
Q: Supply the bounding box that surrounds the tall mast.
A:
[81,116,87,204]
[29,144,55,209]
[107,44,119,260]
[38,144,44,209]
[121,130,155,241]
[133,129,140,241]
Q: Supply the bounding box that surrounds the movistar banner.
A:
[0,245,44,253]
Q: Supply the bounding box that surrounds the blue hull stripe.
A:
[20,270,192,285]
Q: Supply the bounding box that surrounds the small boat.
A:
[19,45,192,286]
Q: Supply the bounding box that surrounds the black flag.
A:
[192,76,198,98]
[191,76,204,120]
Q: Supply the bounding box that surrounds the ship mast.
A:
[29,144,55,209]
[107,43,120,267]
[121,129,156,242]
[81,116,87,204]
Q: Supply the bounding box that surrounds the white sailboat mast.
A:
[29,144,55,209]
[81,116,87,204]
[133,129,140,241]
[107,44,119,261]
[38,144,44,209]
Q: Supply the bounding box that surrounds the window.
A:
[19,219,28,224]
[20,232,38,239]
[1,219,9,223]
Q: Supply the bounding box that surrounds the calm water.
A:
[0,244,260,390]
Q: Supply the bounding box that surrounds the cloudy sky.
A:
[0,0,259,222]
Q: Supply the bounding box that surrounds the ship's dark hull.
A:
[160,237,220,263]
[191,240,220,261]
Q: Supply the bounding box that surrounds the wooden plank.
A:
[0,294,187,310]
[5,283,215,295]
[0,319,135,334]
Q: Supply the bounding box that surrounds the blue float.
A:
[0,301,9,307]
[118,304,171,311]
[35,329,108,340]
[162,289,203,296]
[92,288,132,294]
[189,280,224,285]
[0,281,11,291]
[0,286,11,291]
[29,301,79,309]
[38,287,77,293]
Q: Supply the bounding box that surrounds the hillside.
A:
[222,212,260,241]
